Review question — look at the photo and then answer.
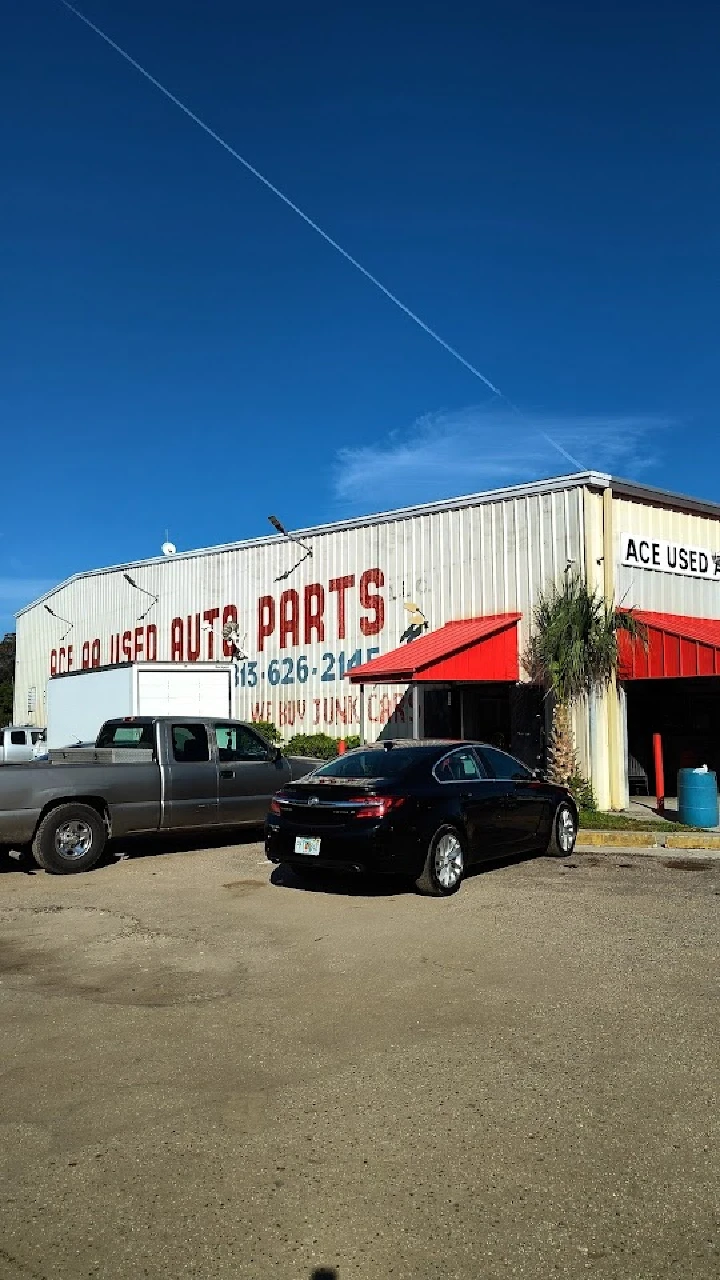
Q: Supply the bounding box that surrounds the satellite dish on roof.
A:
[161,541,177,556]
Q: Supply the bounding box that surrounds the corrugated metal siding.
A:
[614,495,720,617]
[14,485,586,739]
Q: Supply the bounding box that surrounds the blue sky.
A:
[2,0,718,630]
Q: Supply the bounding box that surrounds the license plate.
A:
[295,836,321,857]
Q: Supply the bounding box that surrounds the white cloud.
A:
[332,406,669,511]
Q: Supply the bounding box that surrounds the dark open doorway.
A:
[422,683,545,770]
[626,677,720,794]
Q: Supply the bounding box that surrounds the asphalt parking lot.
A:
[1,838,718,1280]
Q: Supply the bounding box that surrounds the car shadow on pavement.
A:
[0,848,39,875]
[270,863,407,896]
[108,827,265,862]
[270,848,540,897]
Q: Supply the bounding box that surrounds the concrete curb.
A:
[579,828,720,850]
[576,840,720,861]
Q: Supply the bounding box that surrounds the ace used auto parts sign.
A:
[621,533,720,580]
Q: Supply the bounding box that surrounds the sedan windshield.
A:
[313,748,420,780]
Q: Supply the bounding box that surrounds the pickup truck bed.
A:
[0,716,319,874]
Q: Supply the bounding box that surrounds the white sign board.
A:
[620,532,720,581]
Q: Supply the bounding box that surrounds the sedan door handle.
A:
[220,768,236,779]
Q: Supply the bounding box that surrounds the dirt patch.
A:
[0,904,241,1008]
[222,879,265,893]
[662,858,715,871]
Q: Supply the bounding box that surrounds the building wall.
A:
[582,488,720,810]
[14,483,587,740]
[614,494,720,617]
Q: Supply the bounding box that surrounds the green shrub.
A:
[253,720,281,744]
[261,729,360,758]
[285,733,340,760]
[567,773,597,811]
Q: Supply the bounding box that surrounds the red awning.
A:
[619,611,720,679]
[345,614,521,684]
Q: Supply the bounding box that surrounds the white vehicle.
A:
[0,725,47,764]
[45,661,234,749]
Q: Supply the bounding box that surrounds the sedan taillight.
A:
[353,796,406,820]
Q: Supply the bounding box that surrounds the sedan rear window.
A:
[313,748,420,780]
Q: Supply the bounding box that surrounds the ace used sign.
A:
[621,533,720,580]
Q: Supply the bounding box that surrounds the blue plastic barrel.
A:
[677,768,719,828]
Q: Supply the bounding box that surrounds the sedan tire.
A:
[547,802,577,857]
[415,825,465,896]
[32,803,107,874]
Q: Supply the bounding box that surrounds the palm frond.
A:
[522,575,646,703]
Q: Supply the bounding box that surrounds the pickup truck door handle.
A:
[220,768,236,779]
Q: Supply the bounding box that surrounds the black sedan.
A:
[265,739,578,895]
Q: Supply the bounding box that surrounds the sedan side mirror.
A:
[272,746,282,762]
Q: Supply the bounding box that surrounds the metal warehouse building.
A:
[14,471,720,810]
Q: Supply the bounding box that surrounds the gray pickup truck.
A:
[0,717,319,874]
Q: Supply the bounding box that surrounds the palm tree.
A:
[523,575,644,796]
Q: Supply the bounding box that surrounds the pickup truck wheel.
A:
[32,804,107,874]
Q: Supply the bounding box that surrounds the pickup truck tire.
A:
[32,803,107,874]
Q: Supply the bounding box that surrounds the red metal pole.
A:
[653,732,665,815]
[337,739,346,755]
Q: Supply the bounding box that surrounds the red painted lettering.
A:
[122,631,133,661]
[222,605,238,657]
[279,589,300,649]
[329,575,355,641]
[359,568,385,636]
[257,596,275,652]
[203,607,220,659]
[187,613,201,661]
[134,627,145,660]
[82,641,91,669]
[50,649,57,676]
[303,583,325,644]
[91,638,101,667]
[66,645,74,671]
[171,618,184,661]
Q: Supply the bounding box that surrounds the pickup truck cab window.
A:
[171,724,210,763]
[10,730,26,746]
[215,724,270,762]
[96,721,155,750]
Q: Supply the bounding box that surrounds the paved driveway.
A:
[1,841,718,1279]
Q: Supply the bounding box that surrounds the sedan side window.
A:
[477,745,532,781]
[215,725,270,762]
[172,724,210,763]
[434,749,486,783]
